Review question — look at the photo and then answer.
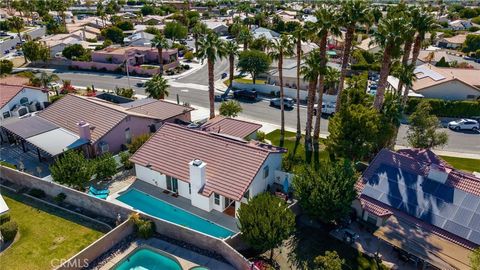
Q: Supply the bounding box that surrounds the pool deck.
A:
[100,238,235,270]
[109,179,240,233]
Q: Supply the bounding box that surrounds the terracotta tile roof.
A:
[130,123,285,200]
[201,116,262,138]
[37,94,127,143]
[124,99,193,121]
[412,64,480,91]
[360,195,393,217]
[0,77,44,109]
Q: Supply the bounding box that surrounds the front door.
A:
[166,176,178,193]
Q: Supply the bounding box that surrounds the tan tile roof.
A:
[130,123,285,200]
[124,99,194,120]
[442,34,468,45]
[201,116,261,138]
[412,64,480,91]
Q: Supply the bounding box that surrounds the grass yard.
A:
[440,156,480,172]
[0,191,106,270]
[223,78,267,86]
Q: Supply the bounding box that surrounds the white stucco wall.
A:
[0,88,48,121]
[416,80,480,100]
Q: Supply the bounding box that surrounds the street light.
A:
[124,56,134,89]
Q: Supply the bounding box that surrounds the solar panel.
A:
[452,207,475,225]
[461,193,480,210]
[421,180,440,194]
[452,189,467,206]
[362,185,383,200]
[437,204,459,220]
[468,231,480,245]
[468,213,480,229]
[434,184,455,202]
[443,220,471,239]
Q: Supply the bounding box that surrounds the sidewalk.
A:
[394,145,480,159]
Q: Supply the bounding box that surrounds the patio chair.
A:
[88,191,109,200]
[89,186,110,195]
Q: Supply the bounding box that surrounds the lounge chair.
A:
[88,191,109,200]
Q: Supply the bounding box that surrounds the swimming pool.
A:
[117,189,234,238]
[114,247,182,270]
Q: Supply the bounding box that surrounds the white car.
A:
[448,119,479,131]
[313,103,336,116]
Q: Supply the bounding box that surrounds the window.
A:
[2,111,10,119]
[99,142,109,154]
[214,193,220,205]
[243,189,250,199]
[166,176,178,193]
[263,166,269,179]
[125,128,132,144]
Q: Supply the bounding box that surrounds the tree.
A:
[463,34,480,53]
[315,251,344,270]
[392,63,416,107]
[151,34,169,75]
[39,71,60,92]
[114,86,134,98]
[293,159,357,224]
[48,0,72,26]
[407,101,448,149]
[410,8,437,72]
[0,59,13,76]
[191,22,208,53]
[250,36,269,52]
[237,193,295,261]
[145,74,169,99]
[237,26,253,51]
[301,49,321,148]
[164,21,187,43]
[471,247,480,270]
[128,133,152,154]
[336,0,371,112]
[196,32,226,119]
[324,66,340,95]
[7,17,24,42]
[292,26,306,139]
[396,5,416,99]
[115,20,134,31]
[435,56,450,67]
[93,152,117,180]
[237,50,270,85]
[268,34,294,144]
[50,150,93,190]
[101,26,124,44]
[62,44,86,60]
[224,41,239,89]
[219,100,242,118]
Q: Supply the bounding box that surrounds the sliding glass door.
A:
[166,176,178,193]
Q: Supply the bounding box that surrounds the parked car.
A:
[448,119,479,131]
[233,89,257,101]
[313,103,336,116]
[270,97,294,109]
[136,80,149,87]
[221,72,228,79]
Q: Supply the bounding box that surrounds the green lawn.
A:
[223,78,267,86]
[0,191,106,270]
[440,156,480,172]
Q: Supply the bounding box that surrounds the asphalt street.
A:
[44,59,479,155]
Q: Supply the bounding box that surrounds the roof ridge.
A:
[71,94,128,116]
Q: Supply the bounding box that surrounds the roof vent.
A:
[192,159,203,167]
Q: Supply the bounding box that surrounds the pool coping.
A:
[115,188,236,239]
[110,245,183,270]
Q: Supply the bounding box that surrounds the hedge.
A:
[0,213,10,225]
[0,221,18,242]
[406,98,480,117]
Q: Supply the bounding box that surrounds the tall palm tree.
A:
[393,64,417,107]
[237,26,253,51]
[410,8,437,68]
[224,41,239,89]
[145,74,169,99]
[192,22,208,53]
[293,26,306,139]
[336,0,370,112]
[38,71,60,94]
[324,66,340,95]
[396,5,416,95]
[372,13,407,111]
[300,49,321,149]
[196,32,226,119]
[310,6,341,145]
[268,34,294,144]
[7,17,24,42]
[151,34,169,75]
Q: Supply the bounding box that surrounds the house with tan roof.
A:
[200,116,262,139]
[130,123,286,216]
[437,34,470,49]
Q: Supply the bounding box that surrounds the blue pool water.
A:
[117,189,234,238]
[115,248,181,270]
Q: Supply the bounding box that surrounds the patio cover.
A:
[25,128,88,157]
[0,194,9,215]
[1,116,58,138]
[374,216,472,270]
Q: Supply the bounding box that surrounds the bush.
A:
[183,51,194,61]
[49,94,65,103]
[29,188,46,198]
[0,221,18,242]
[128,133,152,154]
[256,131,266,142]
[130,213,155,239]
[406,98,480,117]
[120,151,133,169]
[182,64,190,70]
[54,193,67,204]
[0,214,11,225]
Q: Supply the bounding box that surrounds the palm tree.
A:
[151,34,169,75]
[224,41,239,89]
[336,0,370,112]
[268,34,294,144]
[393,64,417,107]
[237,26,253,51]
[37,71,60,94]
[324,66,340,95]
[300,49,322,149]
[371,13,407,111]
[310,6,341,145]
[293,26,306,139]
[396,5,416,95]
[192,22,208,53]
[145,74,169,99]
[410,8,437,68]
[196,32,226,119]
[7,17,24,42]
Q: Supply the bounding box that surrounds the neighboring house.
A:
[204,21,229,36]
[448,19,473,30]
[415,48,455,66]
[1,94,193,158]
[437,34,469,49]
[388,64,480,100]
[123,31,156,46]
[356,37,381,54]
[48,11,74,24]
[353,148,480,270]
[130,123,286,217]
[251,27,280,40]
[275,10,299,23]
[40,33,98,57]
[0,77,48,122]
[200,116,262,140]
[143,15,167,25]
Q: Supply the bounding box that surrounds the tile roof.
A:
[201,116,261,138]
[130,123,285,200]
[412,64,480,91]
[0,78,44,109]
[123,98,193,121]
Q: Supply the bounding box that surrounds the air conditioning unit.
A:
[99,142,109,154]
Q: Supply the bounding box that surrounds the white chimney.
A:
[189,159,206,192]
[77,121,91,141]
[427,163,450,184]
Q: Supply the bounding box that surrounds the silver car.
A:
[270,97,294,109]
[448,119,479,131]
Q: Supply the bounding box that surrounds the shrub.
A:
[0,214,11,225]
[405,98,480,118]
[130,213,155,239]
[54,193,67,204]
[0,221,18,242]
[183,51,194,61]
[256,131,266,142]
[182,64,190,70]
[120,151,133,169]
[0,161,16,169]
[49,94,65,103]
[128,134,152,154]
[29,188,46,198]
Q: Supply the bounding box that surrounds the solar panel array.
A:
[414,65,446,81]
[362,164,480,245]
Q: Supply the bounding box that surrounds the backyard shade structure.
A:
[1,116,88,157]
[0,194,9,215]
